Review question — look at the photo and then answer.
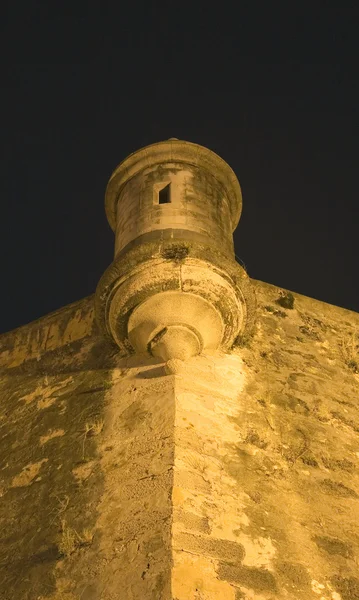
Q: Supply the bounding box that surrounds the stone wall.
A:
[0,301,174,599]
[170,282,359,600]
[114,163,234,255]
[0,280,358,599]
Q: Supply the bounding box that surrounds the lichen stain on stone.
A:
[174,509,211,534]
[10,459,48,487]
[37,592,78,600]
[217,563,277,593]
[320,478,358,498]
[275,290,295,310]
[0,357,112,597]
[331,576,359,600]
[0,298,94,369]
[322,456,355,472]
[19,376,73,406]
[40,429,65,446]
[244,429,269,449]
[162,244,190,262]
[174,531,245,563]
[271,393,310,415]
[275,561,311,590]
[61,308,94,345]
[71,460,96,483]
[313,535,353,558]
[119,398,150,432]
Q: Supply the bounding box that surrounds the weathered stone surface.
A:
[95,139,256,360]
[0,278,358,599]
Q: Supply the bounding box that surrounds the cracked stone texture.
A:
[0,280,359,599]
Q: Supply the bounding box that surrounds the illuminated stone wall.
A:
[0,280,358,600]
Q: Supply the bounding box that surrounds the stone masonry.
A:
[0,140,358,599]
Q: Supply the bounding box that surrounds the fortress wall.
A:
[0,312,175,599]
[0,280,358,599]
[170,281,359,600]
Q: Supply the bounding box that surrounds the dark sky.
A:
[1,3,358,334]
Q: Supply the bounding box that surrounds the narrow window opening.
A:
[158,183,171,204]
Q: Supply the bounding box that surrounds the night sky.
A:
[1,3,358,334]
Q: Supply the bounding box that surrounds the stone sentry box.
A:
[95,139,255,360]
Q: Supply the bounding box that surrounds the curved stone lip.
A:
[95,238,257,346]
[105,139,242,233]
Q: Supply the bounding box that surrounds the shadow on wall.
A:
[0,335,115,599]
[0,333,175,600]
